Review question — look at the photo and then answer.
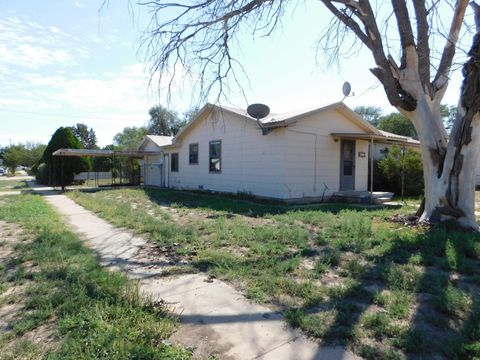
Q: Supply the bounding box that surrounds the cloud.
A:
[0,15,88,69]
[74,1,85,8]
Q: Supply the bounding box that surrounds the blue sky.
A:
[0,1,469,147]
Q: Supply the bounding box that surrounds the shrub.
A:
[375,146,423,196]
[36,127,89,187]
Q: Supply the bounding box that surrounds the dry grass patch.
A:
[68,188,480,360]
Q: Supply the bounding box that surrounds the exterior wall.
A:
[163,109,288,198]
[144,155,163,186]
[372,142,420,160]
[142,140,164,186]
[283,109,370,199]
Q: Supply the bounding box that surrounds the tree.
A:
[113,126,148,150]
[2,145,24,175]
[37,127,89,190]
[377,146,424,196]
[2,143,46,175]
[377,113,417,139]
[441,104,457,132]
[147,105,185,136]
[183,107,201,124]
[72,123,98,149]
[354,106,383,126]
[141,0,480,230]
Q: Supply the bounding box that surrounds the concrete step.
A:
[371,192,394,199]
[373,197,393,205]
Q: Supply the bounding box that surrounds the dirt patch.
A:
[169,323,235,360]
[0,221,57,355]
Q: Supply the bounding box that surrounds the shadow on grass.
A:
[110,187,387,217]
[292,227,480,360]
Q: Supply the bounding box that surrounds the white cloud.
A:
[0,15,87,69]
[74,1,85,8]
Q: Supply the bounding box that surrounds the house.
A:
[139,102,420,201]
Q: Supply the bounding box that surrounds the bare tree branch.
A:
[390,0,416,69]
[432,0,469,93]
[413,0,431,94]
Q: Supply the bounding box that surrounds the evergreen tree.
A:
[37,127,89,190]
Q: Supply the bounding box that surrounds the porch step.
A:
[371,192,394,200]
[373,197,393,205]
[331,191,394,205]
[331,191,371,204]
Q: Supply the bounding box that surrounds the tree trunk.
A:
[401,30,480,231]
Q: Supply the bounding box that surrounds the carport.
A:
[52,148,159,189]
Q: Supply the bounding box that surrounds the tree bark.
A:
[401,23,480,231]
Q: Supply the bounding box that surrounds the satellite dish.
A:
[247,103,270,120]
[342,82,352,98]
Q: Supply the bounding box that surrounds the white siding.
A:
[147,107,373,200]
[144,155,162,186]
[142,140,164,186]
[164,110,288,198]
[283,109,369,199]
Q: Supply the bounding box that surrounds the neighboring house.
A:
[139,102,420,201]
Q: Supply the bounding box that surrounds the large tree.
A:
[378,112,418,139]
[2,142,46,175]
[354,105,383,126]
[113,126,148,150]
[141,0,480,230]
[38,127,89,190]
[147,105,185,136]
[72,123,98,149]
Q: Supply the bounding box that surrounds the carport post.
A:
[370,136,374,197]
[401,142,406,202]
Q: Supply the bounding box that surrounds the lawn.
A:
[68,187,480,360]
[0,194,191,359]
[0,180,29,192]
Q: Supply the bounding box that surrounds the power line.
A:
[0,107,146,122]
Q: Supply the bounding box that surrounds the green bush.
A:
[375,146,424,196]
[36,127,89,187]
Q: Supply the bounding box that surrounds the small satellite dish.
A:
[342,82,352,98]
[247,103,270,120]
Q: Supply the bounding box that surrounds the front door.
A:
[340,140,355,191]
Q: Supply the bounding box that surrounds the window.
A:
[209,140,221,173]
[189,143,198,164]
[171,153,179,172]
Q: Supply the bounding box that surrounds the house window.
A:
[209,140,221,173]
[171,153,179,172]
[189,143,198,164]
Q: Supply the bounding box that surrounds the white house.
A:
[139,102,420,201]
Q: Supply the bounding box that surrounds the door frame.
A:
[339,139,356,191]
[162,153,170,188]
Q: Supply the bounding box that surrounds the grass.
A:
[0,194,191,359]
[0,179,29,192]
[67,187,480,359]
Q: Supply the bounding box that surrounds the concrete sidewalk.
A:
[28,182,360,360]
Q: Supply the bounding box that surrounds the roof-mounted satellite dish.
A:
[342,81,355,101]
[247,103,272,135]
[247,103,270,120]
[342,82,351,97]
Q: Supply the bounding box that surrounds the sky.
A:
[0,1,472,147]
